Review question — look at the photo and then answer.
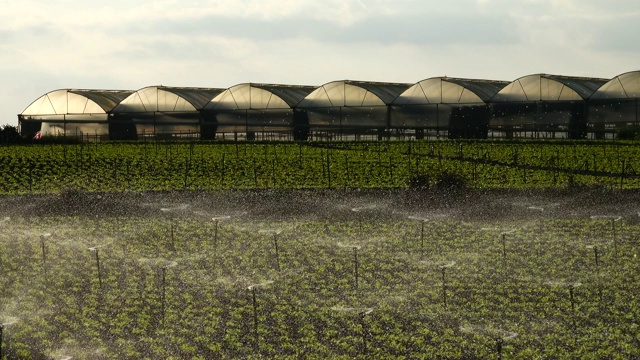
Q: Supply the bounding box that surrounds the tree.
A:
[0,124,22,144]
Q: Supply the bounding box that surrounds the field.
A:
[1,189,640,359]
[0,140,640,193]
[1,139,640,359]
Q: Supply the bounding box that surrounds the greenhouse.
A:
[490,74,607,139]
[17,71,640,141]
[109,86,224,140]
[588,71,640,139]
[201,83,316,140]
[297,80,411,139]
[391,77,508,139]
[18,89,133,138]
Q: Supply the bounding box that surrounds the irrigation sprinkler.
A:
[499,230,515,263]
[87,243,111,289]
[351,205,378,232]
[161,261,178,326]
[460,324,517,360]
[211,215,231,247]
[0,318,18,359]
[480,228,515,264]
[438,261,456,309]
[40,233,51,267]
[547,281,582,329]
[590,216,622,257]
[585,243,605,274]
[247,280,274,349]
[331,306,374,356]
[160,205,189,252]
[408,216,429,257]
[88,247,102,288]
[351,207,364,232]
[338,242,362,290]
[259,229,283,272]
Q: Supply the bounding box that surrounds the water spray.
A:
[351,207,364,232]
[590,216,622,258]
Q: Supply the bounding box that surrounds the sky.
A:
[2,0,640,126]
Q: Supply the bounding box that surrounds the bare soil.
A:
[1,188,639,223]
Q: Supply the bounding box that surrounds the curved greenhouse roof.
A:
[590,71,640,100]
[21,89,133,116]
[298,80,411,108]
[112,86,224,113]
[491,74,607,102]
[203,83,316,111]
[393,77,509,105]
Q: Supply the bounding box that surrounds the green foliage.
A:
[0,140,639,194]
[1,212,639,358]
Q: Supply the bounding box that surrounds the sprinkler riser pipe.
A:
[354,247,359,290]
[273,234,280,272]
[251,288,259,347]
[442,268,447,308]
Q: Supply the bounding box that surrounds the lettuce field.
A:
[1,139,640,359]
[1,189,640,359]
[0,139,640,193]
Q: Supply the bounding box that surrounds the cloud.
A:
[2,0,640,126]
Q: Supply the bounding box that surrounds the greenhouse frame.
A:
[391,77,509,139]
[19,89,133,138]
[490,74,608,139]
[201,83,316,141]
[109,86,225,140]
[297,80,411,140]
[17,71,640,141]
[588,71,640,139]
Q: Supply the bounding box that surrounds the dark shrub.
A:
[0,124,21,144]
[408,174,431,189]
[617,126,640,140]
[434,172,467,194]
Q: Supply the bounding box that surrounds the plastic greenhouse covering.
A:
[108,86,224,139]
[201,83,315,137]
[297,80,410,132]
[17,70,640,140]
[490,74,608,138]
[588,72,640,133]
[391,78,508,137]
[19,89,133,136]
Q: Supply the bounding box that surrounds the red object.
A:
[33,131,41,140]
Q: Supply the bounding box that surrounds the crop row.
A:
[1,140,640,194]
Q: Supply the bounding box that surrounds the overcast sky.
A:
[2,0,639,126]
